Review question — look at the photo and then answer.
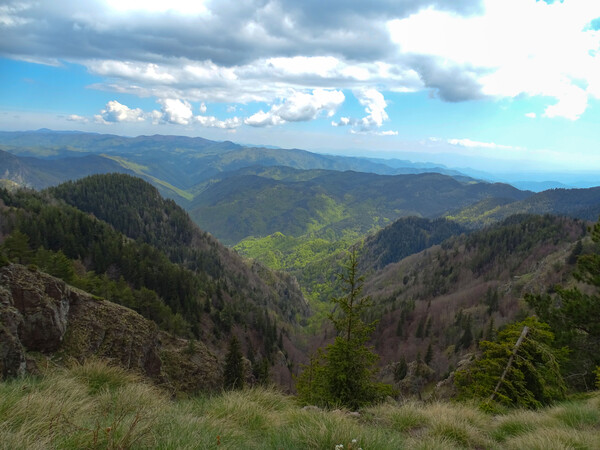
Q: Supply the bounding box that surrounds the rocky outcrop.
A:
[0,285,26,378]
[0,264,221,393]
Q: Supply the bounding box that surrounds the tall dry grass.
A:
[1,360,599,449]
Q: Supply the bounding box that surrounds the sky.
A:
[1,0,600,174]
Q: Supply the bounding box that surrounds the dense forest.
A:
[0,175,310,386]
[0,169,598,416]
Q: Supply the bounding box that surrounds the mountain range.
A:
[1,130,599,396]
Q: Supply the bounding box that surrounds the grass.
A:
[1,361,599,449]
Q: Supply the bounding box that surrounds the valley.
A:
[1,130,599,442]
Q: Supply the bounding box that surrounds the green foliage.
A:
[190,167,526,247]
[424,343,433,365]
[296,250,392,410]
[0,179,307,365]
[1,230,32,264]
[360,216,465,271]
[394,357,408,382]
[527,218,600,390]
[455,317,567,409]
[224,336,245,390]
[466,214,584,275]
[451,187,600,228]
[33,248,75,283]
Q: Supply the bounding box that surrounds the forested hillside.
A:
[449,187,600,228]
[192,169,528,245]
[358,214,586,382]
[0,176,310,387]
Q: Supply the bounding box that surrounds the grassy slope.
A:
[1,361,599,450]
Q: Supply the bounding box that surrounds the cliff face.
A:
[0,264,221,393]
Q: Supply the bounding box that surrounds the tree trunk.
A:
[489,325,529,402]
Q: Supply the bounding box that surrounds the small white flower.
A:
[352,439,357,444]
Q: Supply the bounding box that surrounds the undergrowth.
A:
[1,361,599,449]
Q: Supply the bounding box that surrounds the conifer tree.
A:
[223,335,245,390]
[2,230,32,264]
[455,317,566,408]
[296,250,392,409]
[424,343,433,365]
[527,219,600,390]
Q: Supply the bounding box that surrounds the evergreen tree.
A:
[424,343,433,365]
[2,230,32,264]
[527,219,600,390]
[223,335,245,390]
[296,250,392,409]
[457,315,473,351]
[394,356,408,382]
[455,317,567,408]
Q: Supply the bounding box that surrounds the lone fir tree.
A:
[223,335,244,390]
[296,249,392,409]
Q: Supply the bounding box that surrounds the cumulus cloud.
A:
[93,98,241,129]
[542,85,588,121]
[388,0,600,117]
[2,0,600,128]
[332,88,397,135]
[245,110,285,127]
[244,89,344,127]
[195,115,241,129]
[157,98,194,125]
[525,112,536,119]
[94,100,145,123]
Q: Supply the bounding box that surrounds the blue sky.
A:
[1,0,600,173]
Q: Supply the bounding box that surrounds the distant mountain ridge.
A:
[2,129,600,255]
[0,130,474,197]
[190,168,529,245]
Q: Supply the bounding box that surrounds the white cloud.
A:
[0,2,32,27]
[106,0,208,15]
[332,88,395,135]
[355,88,389,129]
[542,85,588,121]
[244,110,285,127]
[94,100,145,123]
[157,98,194,125]
[199,102,207,113]
[525,112,536,119]
[89,60,176,83]
[445,138,518,151]
[93,98,241,129]
[244,89,344,127]
[66,114,88,123]
[85,56,422,106]
[331,117,351,127]
[195,115,241,129]
[388,0,600,119]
